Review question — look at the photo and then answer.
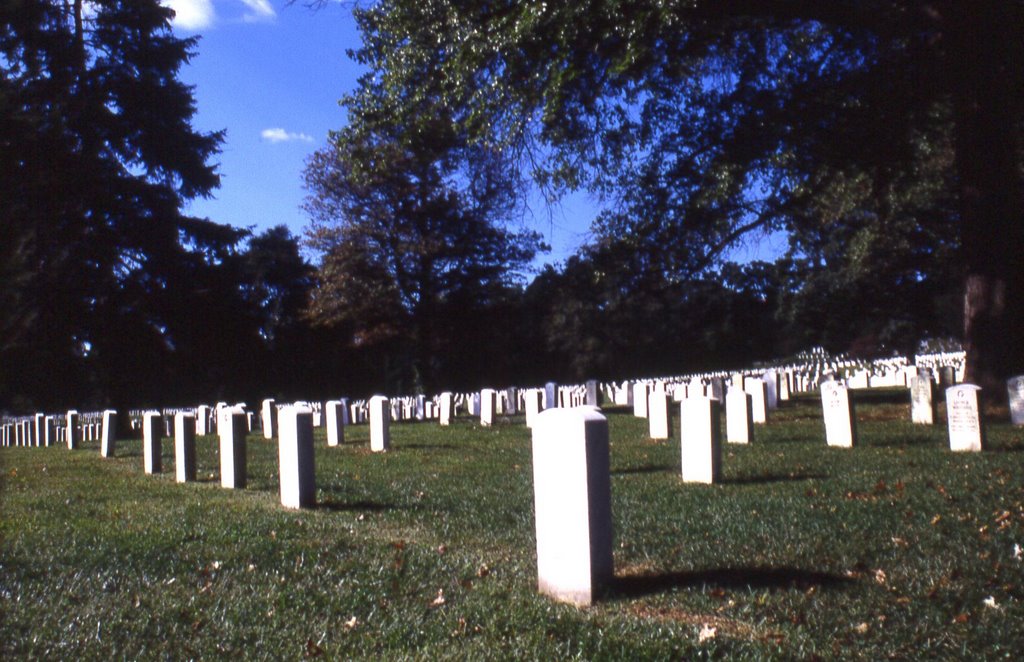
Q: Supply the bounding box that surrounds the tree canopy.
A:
[333,0,1023,394]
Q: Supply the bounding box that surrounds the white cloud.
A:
[240,0,277,23]
[261,128,314,144]
[163,0,216,31]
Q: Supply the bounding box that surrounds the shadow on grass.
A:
[316,499,404,513]
[612,464,674,475]
[399,443,461,451]
[611,566,854,598]
[724,472,828,485]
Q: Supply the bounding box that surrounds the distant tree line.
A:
[1,1,975,412]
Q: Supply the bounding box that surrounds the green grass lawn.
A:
[2,394,1023,659]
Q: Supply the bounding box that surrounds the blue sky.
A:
[164,1,781,267]
[164,0,600,266]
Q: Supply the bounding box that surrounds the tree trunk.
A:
[952,2,1024,403]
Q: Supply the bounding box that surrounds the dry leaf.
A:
[430,589,446,607]
[344,616,358,630]
[983,596,1000,610]
[698,624,717,643]
[854,622,870,634]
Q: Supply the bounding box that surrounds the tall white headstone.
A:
[100,410,118,458]
[219,408,248,489]
[762,371,779,410]
[821,381,857,448]
[480,388,497,427]
[278,406,316,509]
[910,375,936,425]
[142,411,163,474]
[632,383,650,418]
[174,412,197,483]
[680,396,723,484]
[544,382,558,410]
[647,391,671,440]
[195,405,212,436]
[1007,376,1024,426]
[325,400,345,447]
[261,398,277,439]
[725,388,753,444]
[946,384,985,452]
[369,395,391,452]
[531,407,612,606]
[524,389,543,428]
[745,378,768,424]
[66,411,79,450]
[438,392,454,426]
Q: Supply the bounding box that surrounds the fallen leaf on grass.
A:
[698,624,717,643]
[344,616,358,630]
[1014,544,1022,560]
[430,589,445,607]
[854,622,870,634]
[874,569,887,585]
[953,613,969,623]
[983,596,1000,610]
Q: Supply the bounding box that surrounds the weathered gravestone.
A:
[531,407,613,606]
[910,374,936,425]
[278,406,316,509]
[142,411,163,474]
[219,408,248,489]
[1007,376,1024,426]
[585,380,600,407]
[325,400,345,447]
[680,396,723,484]
[762,371,779,410]
[725,388,754,444]
[100,410,118,458]
[821,381,857,448]
[647,390,671,440]
[946,384,985,452]
[369,395,391,452]
[544,382,559,410]
[174,412,197,483]
[66,411,79,450]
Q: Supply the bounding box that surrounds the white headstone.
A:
[910,375,936,425]
[762,371,779,410]
[680,396,723,484]
[647,391,671,440]
[174,412,197,483]
[821,381,857,448]
[278,406,316,509]
[524,389,543,428]
[142,411,163,474]
[196,405,211,436]
[480,388,497,427]
[725,388,753,444]
[261,398,277,439]
[325,400,345,447]
[946,384,985,452]
[100,410,118,458]
[531,407,612,606]
[438,392,454,426]
[369,395,391,452]
[744,378,768,424]
[66,411,79,450]
[1007,376,1024,426]
[219,408,248,488]
[632,383,650,418]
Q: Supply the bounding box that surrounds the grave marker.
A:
[174,412,197,483]
[261,398,277,439]
[946,384,985,452]
[725,388,753,444]
[438,392,454,426]
[910,375,936,425]
[278,406,316,509]
[821,381,857,448]
[480,388,496,427]
[531,407,613,606]
[101,410,118,457]
[1007,376,1024,426]
[325,400,345,446]
[66,411,79,450]
[219,408,248,488]
[647,390,671,440]
[142,411,163,474]
[369,395,391,452]
[680,396,723,484]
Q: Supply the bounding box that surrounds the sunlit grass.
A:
[2,394,1023,658]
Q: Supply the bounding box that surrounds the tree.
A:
[332,1,1023,397]
[0,0,229,409]
[303,86,545,393]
